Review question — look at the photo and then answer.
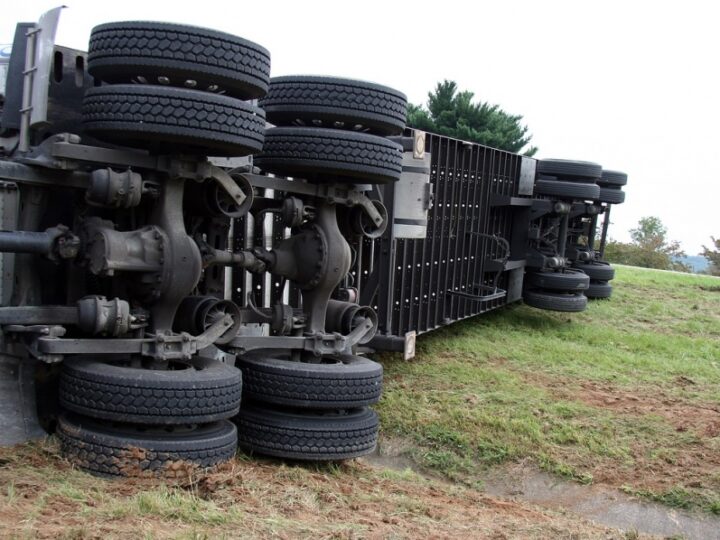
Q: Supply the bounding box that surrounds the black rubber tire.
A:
[599,170,628,187]
[536,159,602,179]
[586,280,613,299]
[525,269,590,292]
[82,85,265,156]
[534,179,600,200]
[536,159,602,180]
[574,261,615,281]
[255,127,403,184]
[259,76,407,136]
[523,290,588,312]
[238,349,382,409]
[59,357,242,425]
[597,187,626,204]
[57,413,237,477]
[236,406,378,461]
[88,21,270,99]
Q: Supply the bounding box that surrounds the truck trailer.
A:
[0,9,627,475]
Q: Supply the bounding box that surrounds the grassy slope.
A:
[0,442,623,539]
[1,265,716,538]
[378,265,720,512]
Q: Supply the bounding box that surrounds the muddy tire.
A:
[88,21,270,99]
[536,159,602,180]
[260,76,407,135]
[238,349,382,409]
[523,290,588,312]
[586,281,613,299]
[525,269,590,292]
[82,85,265,156]
[255,127,403,184]
[236,406,378,461]
[574,261,615,281]
[57,413,237,477]
[534,178,600,200]
[59,357,242,425]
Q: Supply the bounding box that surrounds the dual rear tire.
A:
[255,76,407,185]
[235,350,382,461]
[83,21,270,157]
[57,356,243,476]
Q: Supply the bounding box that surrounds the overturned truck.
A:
[0,9,628,475]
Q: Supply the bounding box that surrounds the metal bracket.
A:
[32,314,234,361]
[229,326,370,356]
[18,7,64,152]
[446,287,507,303]
[4,324,67,363]
[244,173,384,227]
[207,166,247,208]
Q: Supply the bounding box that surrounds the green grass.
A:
[377,265,720,513]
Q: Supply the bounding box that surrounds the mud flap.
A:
[0,354,46,446]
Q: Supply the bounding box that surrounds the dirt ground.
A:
[0,440,640,539]
[514,368,720,496]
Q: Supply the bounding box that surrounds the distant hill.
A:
[676,255,709,273]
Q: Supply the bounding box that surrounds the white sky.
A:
[4,1,719,254]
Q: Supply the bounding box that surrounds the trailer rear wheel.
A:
[259,76,407,135]
[574,261,615,281]
[522,290,588,312]
[586,280,613,299]
[597,187,626,205]
[59,357,242,425]
[57,413,237,477]
[598,170,628,187]
[236,406,378,461]
[534,178,600,200]
[82,85,265,156]
[255,127,403,184]
[525,269,590,292]
[88,21,270,99]
[536,159,602,181]
[238,350,382,409]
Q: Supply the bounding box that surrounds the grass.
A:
[377,265,720,513]
[1,264,718,537]
[0,441,619,539]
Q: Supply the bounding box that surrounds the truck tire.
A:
[534,178,600,200]
[598,170,628,187]
[259,76,407,135]
[523,290,588,312]
[586,280,613,299]
[82,85,265,156]
[574,261,615,281]
[536,159,602,181]
[88,21,270,99]
[59,357,242,424]
[236,406,378,461]
[238,350,383,409]
[597,187,626,204]
[525,269,590,291]
[57,413,237,477]
[255,127,403,184]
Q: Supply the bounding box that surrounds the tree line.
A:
[604,217,719,276]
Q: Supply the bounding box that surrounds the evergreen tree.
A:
[407,80,537,156]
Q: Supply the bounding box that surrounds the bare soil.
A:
[0,440,634,539]
[515,368,720,495]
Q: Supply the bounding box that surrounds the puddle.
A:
[363,440,720,540]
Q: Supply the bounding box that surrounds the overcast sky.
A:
[4,1,718,254]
